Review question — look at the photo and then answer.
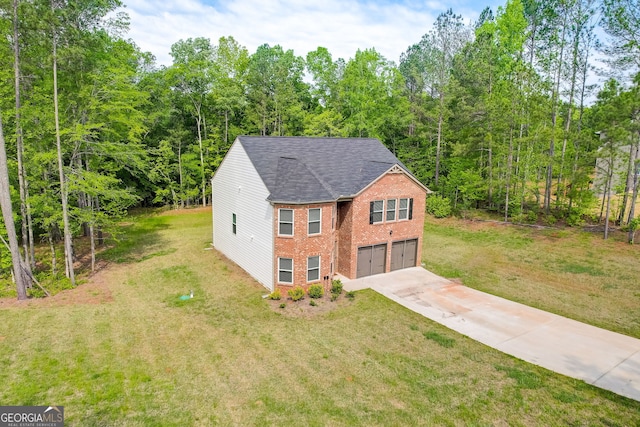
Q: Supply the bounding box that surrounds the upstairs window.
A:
[232,213,237,234]
[279,209,294,236]
[308,208,321,235]
[369,200,384,224]
[386,199,396,221]
[398,198,414,220]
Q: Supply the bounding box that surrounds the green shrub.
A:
[330,294,339,302]
[309,299,317,307]
[279,303,286,309]
[288,285,305,302]
[330,279,343,296]
[511,213,525,223]
[308,284,324,299]
[268,290,282,300]
[426,195,452,218]
[543,214,557,226]
[566,211,585,227]
[346,290,356,300]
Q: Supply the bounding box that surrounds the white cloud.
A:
[123,0,462,66]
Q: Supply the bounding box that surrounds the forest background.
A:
[0,0,638,298]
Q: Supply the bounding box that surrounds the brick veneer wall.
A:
[273,202,335,293]
[343,171,426,279]
[336,201,353,277]
[272,171,427,291]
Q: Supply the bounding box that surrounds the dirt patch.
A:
[0,207,211,308]
[0,264,115,308]
[266,295,353,318]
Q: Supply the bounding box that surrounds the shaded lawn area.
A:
[423,217,640,339]
[0,209,639,425]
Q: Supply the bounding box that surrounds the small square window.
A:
[307,256,320,282]
[308,208,321,235]
[279,209,294,236]
[278,258,293,283]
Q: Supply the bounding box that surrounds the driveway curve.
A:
[343,267,640,402]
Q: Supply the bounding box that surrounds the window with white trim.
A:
[308,208,321,235]
[307,256,320,282]
[398,198,413,220]
[278,209,294,236]
[278,258,293,283]
[369,200,384,224]
[232,213,237,234]
[386,199,396,221]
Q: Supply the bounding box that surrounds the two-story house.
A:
[211,136,430,293]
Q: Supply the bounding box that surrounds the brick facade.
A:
[343,171,426,279]
[273,170,426,293]
[273,202,336,293]
[336,201,353,277]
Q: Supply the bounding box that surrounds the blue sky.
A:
[123,0,507,66]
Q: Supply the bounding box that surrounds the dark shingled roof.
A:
[237,136,422,204]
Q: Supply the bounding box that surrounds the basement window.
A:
[232,213,237,235]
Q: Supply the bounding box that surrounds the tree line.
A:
[0,0,639,298]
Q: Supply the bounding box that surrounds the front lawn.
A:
[0,209,638,425]
[422,216,640,339]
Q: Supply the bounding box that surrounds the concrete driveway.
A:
[343,267,640,402]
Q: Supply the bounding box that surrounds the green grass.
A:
[423,217,640,339]
[100,211,174,263]
[1,209,639,425]
[423,330,456,348]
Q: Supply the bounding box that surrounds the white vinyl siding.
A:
[308,208,321,235]
[212,140,274,291]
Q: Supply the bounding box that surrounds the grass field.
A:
[423,217,640,339]
[1,209,639,425]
